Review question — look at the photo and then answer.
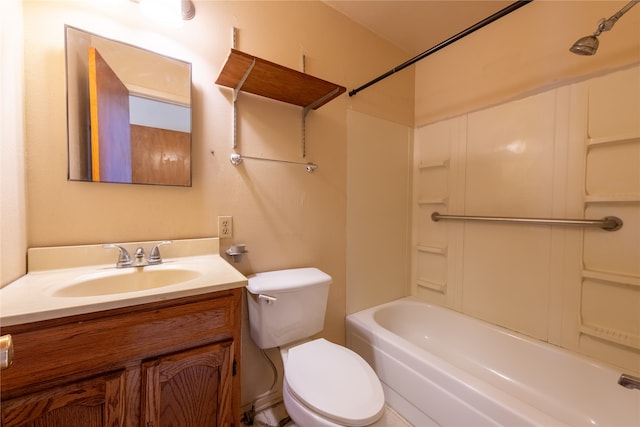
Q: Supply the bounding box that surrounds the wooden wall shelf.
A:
[215,49,345,109]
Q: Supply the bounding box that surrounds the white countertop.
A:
[1,238,247,326]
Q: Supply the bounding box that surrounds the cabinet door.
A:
[1,370,125,427]
[141,340,234,427]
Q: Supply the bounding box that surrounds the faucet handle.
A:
[103,244,133,268]
[148,240,173,265]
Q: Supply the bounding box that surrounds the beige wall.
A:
[4,0,414,408]
[11,0,413,346]
[0,0,27,286]
[413,1,640,374]
[415,1,640,125]
[346,110,412,314]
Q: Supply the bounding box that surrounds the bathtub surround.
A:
[412,65,640,375]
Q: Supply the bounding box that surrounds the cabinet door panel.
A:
[141,341,233,427]
[1,370,125,427]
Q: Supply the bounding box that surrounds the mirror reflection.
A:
[65,26,192,186]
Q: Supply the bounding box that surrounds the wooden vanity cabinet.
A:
[1,370,126,427]
[141,341,234,426]
[0,288,242,427]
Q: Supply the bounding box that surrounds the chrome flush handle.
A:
[258,294,277,304]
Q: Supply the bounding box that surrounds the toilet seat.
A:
[284,339,385,426]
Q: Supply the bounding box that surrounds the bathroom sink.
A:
[51,266,202,298]
[1,238,248,327]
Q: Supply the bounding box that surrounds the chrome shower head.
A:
[570,0,639,56]
[570,35,600,56]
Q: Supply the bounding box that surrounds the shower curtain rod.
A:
[348,0,533,97]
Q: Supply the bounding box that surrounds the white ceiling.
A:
[324,1,517,56]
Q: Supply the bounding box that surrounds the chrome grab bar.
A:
[618,373,640,390]
[431,212,623,231]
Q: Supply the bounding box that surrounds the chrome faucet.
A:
[618,373,640,391]
[103,240,173,268]
[148,240,172,265]
[102,244,133,268]
[134,247,146,265]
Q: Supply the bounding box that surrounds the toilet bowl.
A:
[246,268,385,427]
[282,339,385,427]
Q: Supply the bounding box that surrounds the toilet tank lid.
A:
[246,268,332,294]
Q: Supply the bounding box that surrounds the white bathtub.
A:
[346,297,640,427]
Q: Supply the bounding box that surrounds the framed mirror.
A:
[65,26,192,186]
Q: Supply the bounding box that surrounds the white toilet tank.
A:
[246,268,332,349]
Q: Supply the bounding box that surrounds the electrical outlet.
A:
[218,216,233,238]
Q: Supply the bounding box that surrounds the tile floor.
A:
[241,402,414,427]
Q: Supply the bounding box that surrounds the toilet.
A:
[246,268,385,427]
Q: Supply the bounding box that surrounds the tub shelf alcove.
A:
[215,48,345,171]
